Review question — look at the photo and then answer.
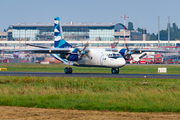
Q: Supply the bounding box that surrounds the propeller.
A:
[124,42,133,60]
[76,42,90,60]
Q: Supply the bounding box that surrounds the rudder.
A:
[54,17,72,48]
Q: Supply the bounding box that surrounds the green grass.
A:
[0,76,180,112]
[0,63,180,74]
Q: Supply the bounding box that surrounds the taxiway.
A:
[0,72,180,78]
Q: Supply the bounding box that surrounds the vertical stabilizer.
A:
[54,17,72,48]
[111,44,115,48]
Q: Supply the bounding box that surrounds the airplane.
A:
[4,17,172,74]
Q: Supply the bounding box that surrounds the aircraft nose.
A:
[121,58,126,66]
[117,58,126,67]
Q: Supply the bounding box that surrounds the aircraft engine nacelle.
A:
[68,54,79,61]
[60,53,79,61]
[119,48,132,60]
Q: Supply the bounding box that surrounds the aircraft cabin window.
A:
[108,54,112,57]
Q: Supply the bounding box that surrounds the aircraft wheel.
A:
[111,68,116,74]
[64,67,69,74]
[69,67,72,74]
[115,68,119,74]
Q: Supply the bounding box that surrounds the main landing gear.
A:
[111,68,119,74]
[64,67,72,74]
[64,61,73,74]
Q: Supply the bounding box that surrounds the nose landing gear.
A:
[111,68,119,74]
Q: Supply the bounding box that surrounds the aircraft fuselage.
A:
[73,48,126,68]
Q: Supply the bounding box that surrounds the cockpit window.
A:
[108,53,122,58]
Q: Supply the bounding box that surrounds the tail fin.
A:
[54,17,72,48]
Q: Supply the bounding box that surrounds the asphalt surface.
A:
[0,71,180,78]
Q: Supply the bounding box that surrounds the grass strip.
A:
[0,76,180,112]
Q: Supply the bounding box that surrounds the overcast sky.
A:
[0,0,179,34]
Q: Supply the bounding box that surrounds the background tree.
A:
[150,33,156,40]
[171,23,179,40]
[150,22,180,40]
[160,30,168,40]
[127,22,134,30]
[137,27,142,33]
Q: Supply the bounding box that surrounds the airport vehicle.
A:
[0,58,10,63]
[154,58,164,64]
[131,60,146,64]
[5,17,171,74]
[138,60,147,64]
[141,58,154,64]
[167,59,178,64]
[148,60,154,64]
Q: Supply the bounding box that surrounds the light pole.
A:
[121,15,129,48]
[18,23,21,49]
[158,16,160,48]
[168,16,170,47]
[25,22,26,49]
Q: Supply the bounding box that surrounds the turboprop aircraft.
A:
[5,17,171,74]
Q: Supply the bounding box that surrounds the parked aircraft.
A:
[5,17,171,74]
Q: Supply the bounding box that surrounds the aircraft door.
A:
[100,52,105,65]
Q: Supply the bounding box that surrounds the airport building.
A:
[0,22,152,48]
[0,22,180,51]
[0,30,13,41]
[10,22,150,42]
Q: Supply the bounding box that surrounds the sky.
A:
[0,0,180,34]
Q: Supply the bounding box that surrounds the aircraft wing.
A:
[128,48,174,53]
[5,48,73,54]
[4,48,90,54]
[105,48,173,53]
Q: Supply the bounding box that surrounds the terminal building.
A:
[10,22,150,41]
[0,22,151,48]
[0,21,179,51]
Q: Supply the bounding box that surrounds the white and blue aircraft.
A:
[5,17,171,74]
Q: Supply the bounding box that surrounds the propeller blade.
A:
[76,41,89,60]
[84,54,93,61]
[83,42,89,51]
[125,43,129,51]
